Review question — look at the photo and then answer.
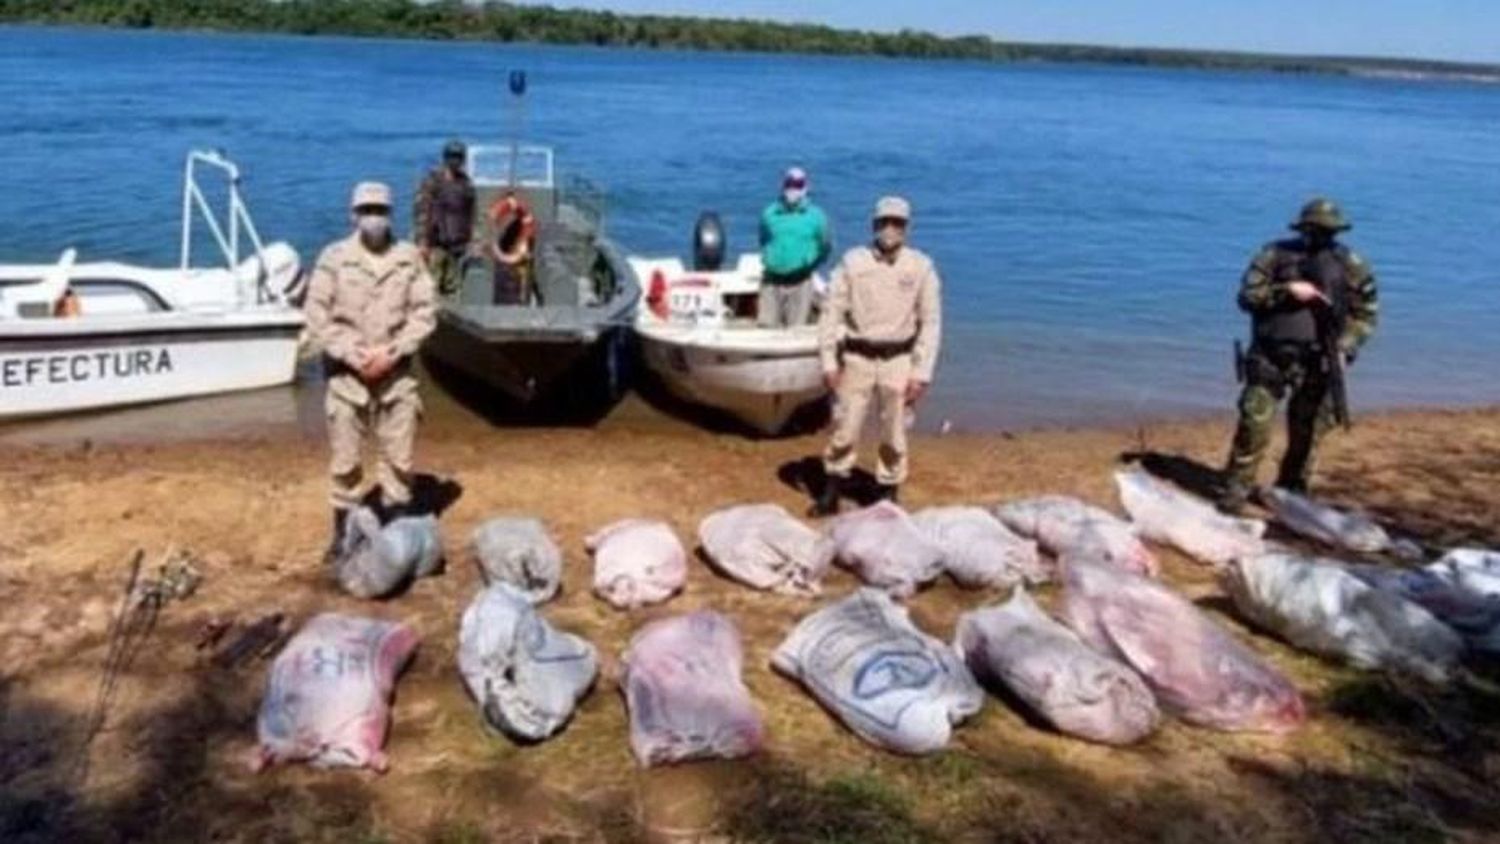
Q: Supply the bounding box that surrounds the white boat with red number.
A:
[628,214,830,435]
[0,150,304,420]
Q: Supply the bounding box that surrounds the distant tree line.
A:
[2,0,1496,80]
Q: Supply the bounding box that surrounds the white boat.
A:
[628,251,829,435]
[0,150,304,420]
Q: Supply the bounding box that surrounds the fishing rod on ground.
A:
[71,549,145,784]
[69,548,201,785]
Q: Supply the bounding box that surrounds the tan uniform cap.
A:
[874,195,911,221]
[351,181,393,210]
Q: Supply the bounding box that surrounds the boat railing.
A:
[469,144,605,233]
[179,149,282,306]
[559,174,606,236]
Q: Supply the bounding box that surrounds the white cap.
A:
[350,181,393,210]
[874,195,911,221]
[783,166,809,187]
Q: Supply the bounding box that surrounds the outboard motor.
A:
[691,211,726,272]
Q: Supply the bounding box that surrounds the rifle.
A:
[1316,302,1351,429]
[1301,250,1352,430]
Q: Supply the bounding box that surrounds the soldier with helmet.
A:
[812,195,942,516]
[1219,198,1379,513]
[305,181,438,558]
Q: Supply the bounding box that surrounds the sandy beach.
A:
[3,401,1499,842]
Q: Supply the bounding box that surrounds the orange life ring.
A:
[488,193,537,266]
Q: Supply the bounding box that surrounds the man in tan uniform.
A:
[813,195,942,516]
[305,181,438,559]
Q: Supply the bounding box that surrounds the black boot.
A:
[1217,479,1252,516]
[877,484,900,505]
[379,500,406,524]
[1273,475,1309,496]
[323,508,350,565]
[810,474,844,517]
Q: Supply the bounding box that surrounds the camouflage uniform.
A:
[413,143,476,298]
[1223,199,1378,504]
[305,187,437,518]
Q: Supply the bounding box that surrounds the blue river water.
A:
[2,26,1498,432]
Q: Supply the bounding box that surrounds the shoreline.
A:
[5,19,1500,86]
[3,391,1496,451]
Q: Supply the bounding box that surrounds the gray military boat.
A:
[422,143,640,416]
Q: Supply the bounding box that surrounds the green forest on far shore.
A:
[4,0,1499,80]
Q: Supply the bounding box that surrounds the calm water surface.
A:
[2,27,1498,437]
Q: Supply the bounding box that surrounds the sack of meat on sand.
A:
[824,501,946,599]
[471,516,564,604]
[912,505,1048,588]
[1260,487,1396,555]
[955,588,1160,745]
[333,508,445,599]
[1061,558,1304,733]
[620,611,765,766]
[457,583,597,742]
[1223,553,1464,683]
[1422,548,1500,598]
[1362,549,1500,652]
[774,588,983,755]
[994,496,1158,577]
[253,613,418,772]
[1114,468,1267,567]
[698,503,832,596]
[587,519,688,610]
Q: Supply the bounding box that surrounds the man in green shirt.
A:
[758,166,832,327]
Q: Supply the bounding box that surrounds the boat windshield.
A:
[469,145,554,189]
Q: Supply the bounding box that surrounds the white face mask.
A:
[782,187,807,206]
[876,225,906,252]
[357,213,391,241]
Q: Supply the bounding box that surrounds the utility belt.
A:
[842,336,916,360]
[1234,340,1329,387]
[322,353,414,381]
[1252,339,1328,363]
